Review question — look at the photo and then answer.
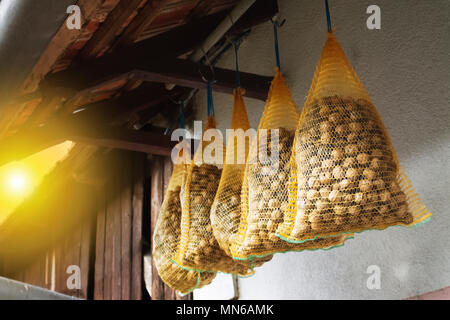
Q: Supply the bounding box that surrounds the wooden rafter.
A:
[115,0,169,47]
[1,0,279,168]
[19,0,117,94]
[11,10,226,107]
[42,57,272,101]
[69,126,177,156]
[0,120,176,168]
[0,0,119,139]
[80,0,147,59]
[0,83,184,166]
[14,0,277,106]
[186,0,220,20]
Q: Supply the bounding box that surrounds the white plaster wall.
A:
[193,0,450,300]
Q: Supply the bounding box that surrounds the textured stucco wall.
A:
[193,0,450,299]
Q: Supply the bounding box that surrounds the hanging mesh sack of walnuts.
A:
[173,86,258,276]
[210,88,272,268]
[277,31,432,243]
[230,69,352,261]
[153,143,216,295]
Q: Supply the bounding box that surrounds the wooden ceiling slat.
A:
[186,0,221,20]
[80,0,148,60]
[114,0,170,47]
[22,96,64,128]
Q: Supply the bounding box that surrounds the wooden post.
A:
[131,153,145,300]
[94,190,107,300]
[120,155,132,300]
[150,156,165,300]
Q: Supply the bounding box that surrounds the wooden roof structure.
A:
[0,0,278,274]
[0,0,277,164]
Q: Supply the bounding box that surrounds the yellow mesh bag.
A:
[277,32,432,243]
[153,144,215,295]
[231,69,352,260]
[173,117,257,276]
[210,88,273,267]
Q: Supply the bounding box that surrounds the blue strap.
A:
[207,81,216,117]
[273,20,281,70]
[325,0,332,32]
[232,39,241,87]
[178,100,185,129]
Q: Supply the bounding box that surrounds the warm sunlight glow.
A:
[0,141,74,224]
[6,171,29,193]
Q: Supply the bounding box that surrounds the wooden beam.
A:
[132,59,272,100]
[55,81,185,127]
[80,0,148,60]
[0,82,185,167]
[47,73,132,117]
[68,126,177,156]
[43,58,272,101]
[22,95,64,128]
[107,82,186,125]
[0,125,66,167]
[0,121,177,168]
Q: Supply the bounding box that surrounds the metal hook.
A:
[271,16,286,27]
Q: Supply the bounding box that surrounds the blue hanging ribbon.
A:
[207,81,216,117]
[178,100,185,129]
[232,39,241,87]
[273,20,281,70]
[325,0,332,32]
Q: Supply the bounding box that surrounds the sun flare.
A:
[0,141,74,224]
[6,171,30,194]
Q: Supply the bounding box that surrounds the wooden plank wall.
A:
[4,152,191,300]
[93,152,145,300]
[149,155,192,300]
[53,215,95,299]
[10,215,95,299]
[9,250,52,293]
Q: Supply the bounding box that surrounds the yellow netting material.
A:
[210,88,273,267]
[153,144,215,295]
[174,116,258,275]
[277,32,432,243]
[231,69,352,260]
